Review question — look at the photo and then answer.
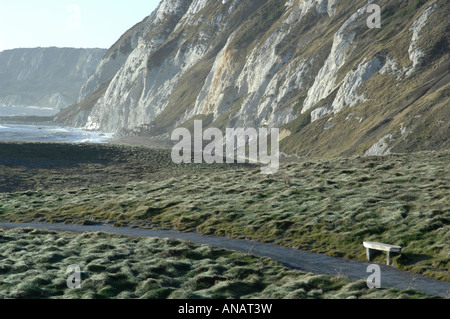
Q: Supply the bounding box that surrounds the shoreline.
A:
[108,135,174,150]
[0,123,115,144]
[0,116,55,125]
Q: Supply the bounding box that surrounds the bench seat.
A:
[363,241,402,265]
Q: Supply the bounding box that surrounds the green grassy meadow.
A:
[0,227,434,299]
[0,142,448,295]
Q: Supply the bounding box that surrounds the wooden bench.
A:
[363,241,402,265]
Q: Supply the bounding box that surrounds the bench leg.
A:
[366,248,373,262]
[387,251,394,265]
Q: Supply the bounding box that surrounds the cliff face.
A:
[0,47,106,109]
[58,0,449,158]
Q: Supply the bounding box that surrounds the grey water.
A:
[0,123,114,143]
[0,105,114,143]
[0,105,59,117]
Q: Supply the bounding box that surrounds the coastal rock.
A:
[57,0,448,158]
[0,47,106,109]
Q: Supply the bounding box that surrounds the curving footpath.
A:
[1,222,449,298]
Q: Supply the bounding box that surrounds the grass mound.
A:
[0,143,448,281]
[0,228,435,299]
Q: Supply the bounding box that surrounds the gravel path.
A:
[1,222,449,298]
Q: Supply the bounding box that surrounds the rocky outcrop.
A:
[0,47,106,109]
[58,0,449,158]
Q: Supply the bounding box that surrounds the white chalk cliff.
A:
[0,47,106,109]
[58,0,449,158]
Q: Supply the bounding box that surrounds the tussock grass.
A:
[0,143,448,281]
[1,228,434,299]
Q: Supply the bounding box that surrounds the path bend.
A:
[0,222,448,298]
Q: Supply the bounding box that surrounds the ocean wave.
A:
[0,124,115,143]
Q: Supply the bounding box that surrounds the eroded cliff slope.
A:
[0,47,106,109]
[56,0,449,158]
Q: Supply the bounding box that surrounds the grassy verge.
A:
[0,143,448,281]
[0,227,435,299]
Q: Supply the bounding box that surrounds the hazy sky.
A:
[0,0,161,52]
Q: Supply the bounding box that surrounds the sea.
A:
[0,106,115,143]
[0,124,115,143]
[0,105,58,117]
